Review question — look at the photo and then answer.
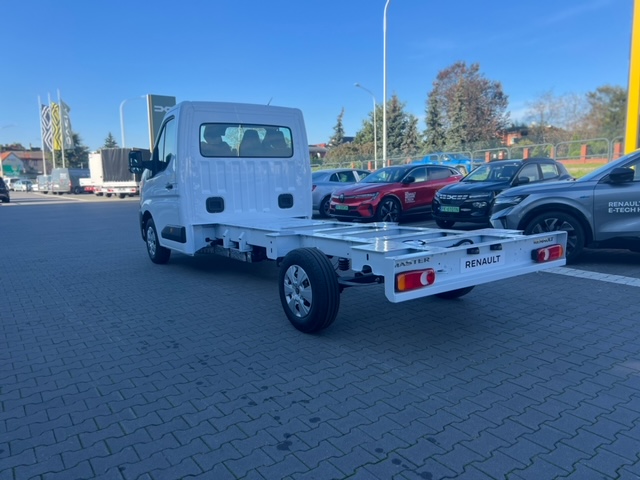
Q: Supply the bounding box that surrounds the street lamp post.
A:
[354,83,378,170]
[383,0,391,167]
[119,95,145,147]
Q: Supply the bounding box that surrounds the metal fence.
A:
[316,136,626,171]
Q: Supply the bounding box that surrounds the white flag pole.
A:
[48,92,56,169]
[37,96,48,175]
[57,89,66,168]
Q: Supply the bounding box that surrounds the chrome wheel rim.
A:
[283,264,312,318]
[146,226,157,258]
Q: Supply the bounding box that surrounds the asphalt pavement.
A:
[1,194,640,479]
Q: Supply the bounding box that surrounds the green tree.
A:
[424,93,446,151]
[583,85,627,139]
[329,108,346,147]
[425,61,509,149]
[103,132,119,148]
[64,133,90,168]
[401,114,421,156]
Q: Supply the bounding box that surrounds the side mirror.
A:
[129,150,152,174]
[402,176,416,184]
[515,176,530,185]
[608,167,634,184]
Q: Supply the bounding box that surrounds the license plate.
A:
[441,206,459,213]
[335,204,349,211]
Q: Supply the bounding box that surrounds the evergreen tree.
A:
[329,108,346,147]
[424,93,446,151]
[446,85,468,150]
[64,133,90,168]
[401,114,421,156]
[103,132,119,148]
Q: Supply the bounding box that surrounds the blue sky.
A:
[0,0,634,152]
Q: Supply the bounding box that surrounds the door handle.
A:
[165,183,174,190]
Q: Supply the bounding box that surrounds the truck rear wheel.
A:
[279,248,340,333]
[145,218,171,264]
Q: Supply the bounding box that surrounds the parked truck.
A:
[89,148,149,198]
[129,101,567,333]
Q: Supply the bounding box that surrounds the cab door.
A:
[142,116,186,252]
[592,156,640,241]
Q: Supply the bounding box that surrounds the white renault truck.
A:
[129,101,567,333]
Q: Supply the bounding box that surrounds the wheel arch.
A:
[518,203,594,245]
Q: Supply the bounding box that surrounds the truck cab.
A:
[130,101,312,256]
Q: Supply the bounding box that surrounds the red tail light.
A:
[396,269,436,292]
[532,244,564,262]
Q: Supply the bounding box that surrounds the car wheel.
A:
[435,219,456,229]
[524,211,585,264]
[145,218,171,264]
[318,196,331,218]
[279,248,340,333]
[435,286,475,299]
[376,197,401,222]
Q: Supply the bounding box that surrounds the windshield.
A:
[360,167,409,184]
[464,162,520,182]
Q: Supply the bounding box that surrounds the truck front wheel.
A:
[279,248,340,333]
[145,218,171,264]
[524,211,585,263]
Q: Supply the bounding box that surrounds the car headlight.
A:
[353,192,379,200]
[493,194,529,208]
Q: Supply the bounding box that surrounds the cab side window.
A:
[153,117,176,174]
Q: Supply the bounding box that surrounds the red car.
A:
[329,164,463,222]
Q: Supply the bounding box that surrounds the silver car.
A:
[490,149,640,263]
[312,168,370,217]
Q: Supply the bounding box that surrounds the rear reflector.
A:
[396,268,436,292]
[532,244,564,262]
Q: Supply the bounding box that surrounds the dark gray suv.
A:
[0,177,10,203]
[490,150,640,263]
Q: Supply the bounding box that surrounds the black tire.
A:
[435,219,456,229]
[73,187,82,194]
[524,211,585,264]
[376,197,401,222]
[435,286,475,299]
[119,194,126,199]
[279,248,340,333]
[318,196,331,218]
[145,218,171,264]
[106,193,112,198]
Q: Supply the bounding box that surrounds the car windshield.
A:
[360,167,408,184]
[463,162,520,182]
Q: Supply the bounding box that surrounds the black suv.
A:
[431,157,573,228]
[0,177,10,204]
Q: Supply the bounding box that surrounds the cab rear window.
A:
[200,123,293,158]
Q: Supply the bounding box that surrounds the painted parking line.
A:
[545,266,640,287]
